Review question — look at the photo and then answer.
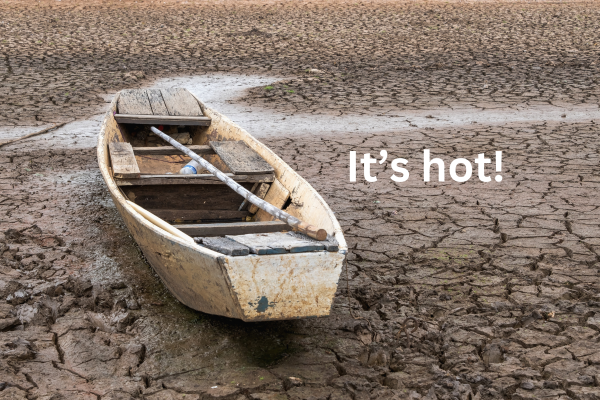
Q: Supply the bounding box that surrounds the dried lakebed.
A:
[1,73,600,399]
[2,73,600,149]
[2,0,600,398]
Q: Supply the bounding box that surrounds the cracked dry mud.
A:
[2,1,600,400]
[1,0,600,125]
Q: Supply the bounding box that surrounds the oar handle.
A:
[150,126,329,241]
[297,222,328,241]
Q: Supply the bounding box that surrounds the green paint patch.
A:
[255,296,274,313]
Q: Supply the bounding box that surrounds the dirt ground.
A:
[1,0,599,125]
[1,1,600,399]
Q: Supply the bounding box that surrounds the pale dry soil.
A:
[2,1,600,400]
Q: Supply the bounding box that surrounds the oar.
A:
[150,126,328,241]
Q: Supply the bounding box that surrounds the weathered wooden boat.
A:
[97,88,347,321]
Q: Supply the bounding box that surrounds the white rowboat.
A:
[97,88,347,321]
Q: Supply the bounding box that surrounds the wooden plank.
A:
[248,183,271,214]
[108,142,141,179]
[210,141,275,175]
[287,231,339,252]
[225,233,286,255]
[124,183,254,211]
[151,209,249,222]
[254,179,290,222]
[161,88,203,116]
[195,237,249,256]
[177,221,289,237]
[117,89,153,115]
[114,114,211,126]
[227,232,329,254]
[133,145,215,156]
[263,232,325,253]
[146,89,169,115]
[116,173,275,186]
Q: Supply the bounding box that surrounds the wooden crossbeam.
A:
[114,114,211,126]
[115,173,275,186]
[176,221,289,237]
[132,145,215,156]
[149,209,249,221]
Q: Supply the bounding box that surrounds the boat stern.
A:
[221,251,345,321]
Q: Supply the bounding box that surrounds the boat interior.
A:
[108,88,338,256]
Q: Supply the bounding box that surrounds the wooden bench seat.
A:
[194,232,340,256]
[210,141,274,175]
[108,142,140,179]
[116,88,211,125]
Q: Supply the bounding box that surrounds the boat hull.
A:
[98,91,346,321]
